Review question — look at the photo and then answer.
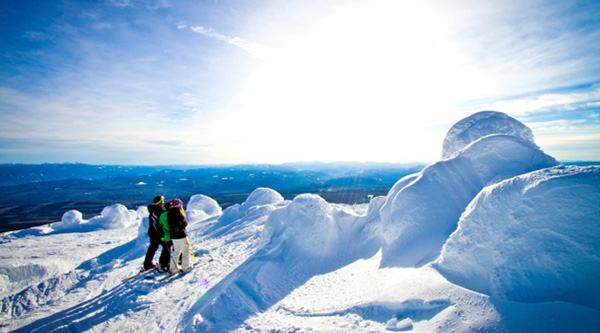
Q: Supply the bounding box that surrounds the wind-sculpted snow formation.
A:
[203,188,287,240]
[185,193,383,331]
[435,165,600,310]
[379,112,558,267]
[441,110,535,159]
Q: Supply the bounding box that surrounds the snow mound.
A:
[380,134,558,267]
[186,194,222,222]
[262,194,381,260]
[203,188,286,240]
[434,165,600,310]
[441,111,535,159]
[60,210,85,228]
[243,187,284,207]
[87,204,139,230]
[263,194,338,257]
[47,204,139,234]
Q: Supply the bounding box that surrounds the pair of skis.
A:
[161,252,215,283]
[120,264,193,284]
[121,252,213,284]
[161,260,202,283]
[121,266,158,283]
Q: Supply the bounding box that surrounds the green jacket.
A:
[159,211,171,242]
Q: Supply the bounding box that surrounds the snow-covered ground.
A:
[1,111,599,332]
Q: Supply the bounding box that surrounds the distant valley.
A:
[0,162,425,232]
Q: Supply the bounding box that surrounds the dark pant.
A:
[160,241,172,269]
[144,236,171,269]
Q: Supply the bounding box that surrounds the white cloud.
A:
[483,85,600,116]
[190,26,278,61]
[109,0,133,8]
[176,21,187,30]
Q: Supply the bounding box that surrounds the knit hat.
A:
[170,198,182,209]
[153,195,165,205]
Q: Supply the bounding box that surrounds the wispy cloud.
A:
[23,31,55,41]
[108,0,133,8]
[483,85,600,116]
[189,25,278,61]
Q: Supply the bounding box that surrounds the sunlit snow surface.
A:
[1,111,599,332]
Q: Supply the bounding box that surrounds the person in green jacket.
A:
[158,201,172,272]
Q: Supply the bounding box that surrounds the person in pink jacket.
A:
[167,198,192,274]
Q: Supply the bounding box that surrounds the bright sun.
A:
[211,0,488,163]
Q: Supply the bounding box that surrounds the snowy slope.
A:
[1,111,599,332]
[435,165,600,309]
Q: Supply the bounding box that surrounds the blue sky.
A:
[1,0,599,165]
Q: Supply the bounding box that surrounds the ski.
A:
[121,267,157,283]
[163,265,197,283]
[162,259,206,283]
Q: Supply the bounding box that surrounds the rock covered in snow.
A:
[441,111,535,159]
[434,165,600,310]
[380,117,558,267]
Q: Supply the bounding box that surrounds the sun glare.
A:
[212,0,490,163]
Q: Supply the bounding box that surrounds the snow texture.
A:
[441,110,535,159]
[1,110,599,332]
[435,165,600,310]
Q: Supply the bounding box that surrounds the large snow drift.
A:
[187,193,383,331]
[379,111,558,267]
[435,165,600,310]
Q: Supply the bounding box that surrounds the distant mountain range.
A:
[0,162,426,232]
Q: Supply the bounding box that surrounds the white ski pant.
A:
[170,237,191,272]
